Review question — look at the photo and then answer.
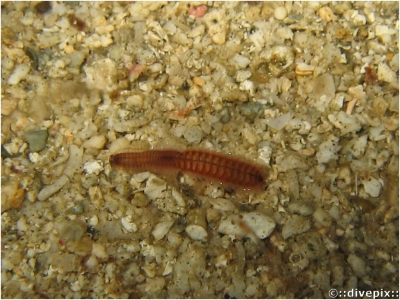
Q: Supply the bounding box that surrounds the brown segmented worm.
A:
[109,149,268,191]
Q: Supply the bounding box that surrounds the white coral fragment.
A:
[152,220,175,241]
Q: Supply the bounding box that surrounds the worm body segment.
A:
[110,149,267,191]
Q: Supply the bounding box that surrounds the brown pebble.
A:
[35,1,52,14]
[68,13,86,31]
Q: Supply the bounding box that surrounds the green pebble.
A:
[239,102,264,118]
[25,130,48,152]
[1,145,11,158]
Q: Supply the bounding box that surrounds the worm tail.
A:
[178,150,266,189]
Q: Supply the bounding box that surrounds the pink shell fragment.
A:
[188,5,208,18]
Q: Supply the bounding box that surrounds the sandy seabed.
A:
[1,1,399,298]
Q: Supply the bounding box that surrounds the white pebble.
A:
[288,203,313,216]
[17,216,29,232]
[347,254,366,277]
[329,205,340,220]
[2,259,13,271]
[274,6,287,20]
[369,125,386,142]
[316,135,340,164]
[171,188,186,207]
[132,172,151,183]
[126,95,144,108]
[70,280,82,292]
[188,25,205,38]
[8,63,30,85]
[210,198,236,212]
[352,134,368,158]
[83,160,104,175]
[239,80,254,94]
[152,220,175,241]
[109,137,130,154]
[353,14,366,26]
[276,27,293,40]
[144,175,167,200]
[242,125,257,145]
[183,125,203,144]
[242,212,276,239]
[377,63,397,84]
[264,112,293,131]
[321,235,339,252]
[281,215,311,239]
[92,243,109,260]
[235,70,252,83]
[313,208,332,227]
[82,135,107,149]
[366,12,375,23]
[362,177,381,197]
[29,152,41,163]
[162,261,174,276]
[375,25,396,36]
[384,262,397,274]
[218,215,245,240]
[85,255,99,270]
[230,54,251,69]
[185,224,208,242]
[88,215,99,227]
